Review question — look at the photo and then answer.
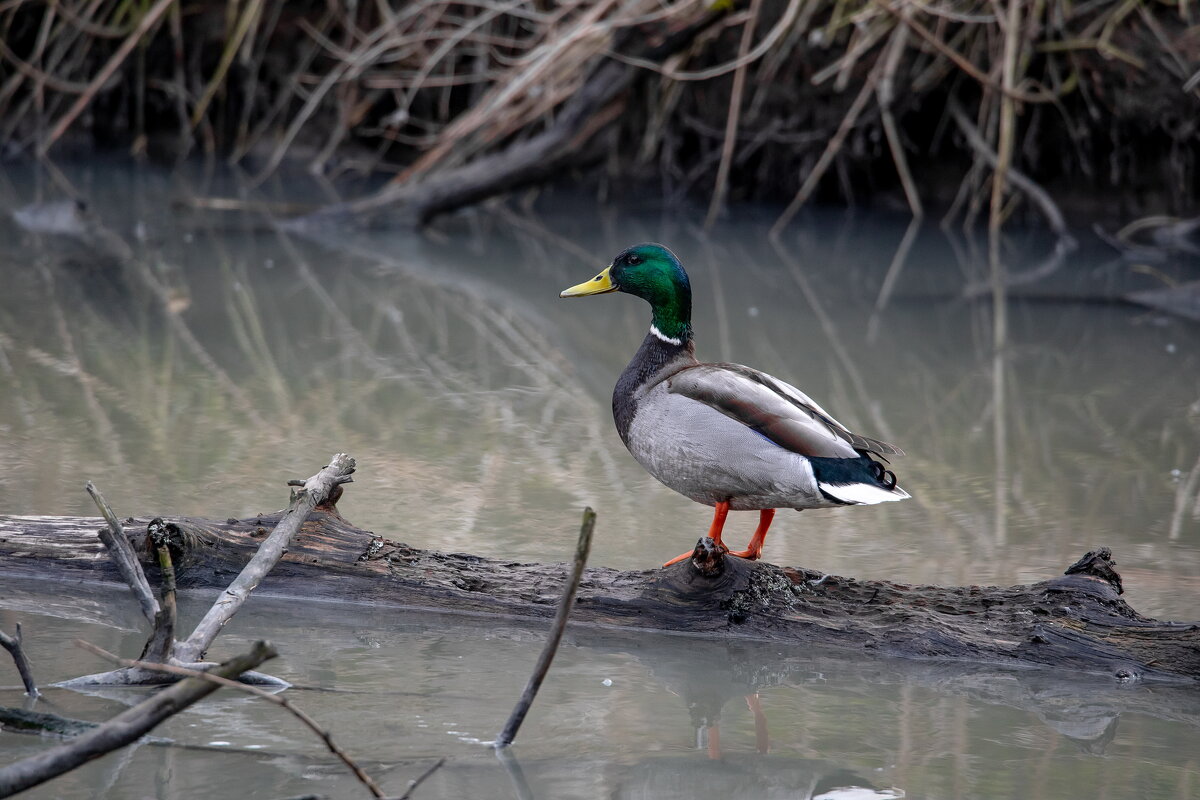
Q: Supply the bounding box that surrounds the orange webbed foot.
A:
[726,509,775,562]
[725,547,761,560]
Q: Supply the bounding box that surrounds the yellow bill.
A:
[560,266,616,298]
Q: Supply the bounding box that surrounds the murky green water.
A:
[1,158,1198,798]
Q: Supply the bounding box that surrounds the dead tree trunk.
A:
[1,511,1197,683]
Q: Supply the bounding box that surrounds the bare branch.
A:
[948,101,1076,246]
[174,453,357,663]
[38,0,179,155]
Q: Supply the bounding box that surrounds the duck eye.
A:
[627,254,641,265]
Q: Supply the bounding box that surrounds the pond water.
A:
[0,157,1198,799]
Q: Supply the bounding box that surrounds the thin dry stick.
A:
[0,623,39,698]
[190,0,264,127]
[873,0,1050,103]
[877,16,923,219]
[495,507,596,748]
[86,480,160,624]
[38,0,177,155]
[705,0,762,229]
[77,641,386,799]
[617,0,799,82]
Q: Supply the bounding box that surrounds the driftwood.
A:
[2,508,1198,683]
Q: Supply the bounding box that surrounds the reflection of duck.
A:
[561,243,909,566]
[611,755,905,800]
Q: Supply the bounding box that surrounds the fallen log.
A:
[1,511,1197,683]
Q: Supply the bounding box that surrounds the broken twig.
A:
[174,453,356,663]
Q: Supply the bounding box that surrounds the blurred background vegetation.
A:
[1,0,1197,227]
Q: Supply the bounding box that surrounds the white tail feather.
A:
[819,481,910,505]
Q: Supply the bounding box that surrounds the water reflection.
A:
[7,585,1200,800]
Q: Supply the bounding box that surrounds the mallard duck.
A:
[560,243,909,567]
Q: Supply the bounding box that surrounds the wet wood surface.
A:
[1,511,1197,683]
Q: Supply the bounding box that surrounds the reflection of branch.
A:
[960,237,1070,300]
[391,756,447,800]
[0,641,276,797]
[770,236,897,443]
[868,218,921,343]
[35,260,126,467]
[78,641,387,799]
[1170,448,1200,541]
[127,257,270,429]
[0,623,38,698]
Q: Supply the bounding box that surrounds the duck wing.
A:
[666,362,905,459]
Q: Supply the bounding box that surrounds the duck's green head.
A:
[560,243,692,343]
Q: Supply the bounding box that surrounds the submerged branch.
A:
[78,641,386,799]
[0,641,276,797]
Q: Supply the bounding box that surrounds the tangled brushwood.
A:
[1,0,1197,223]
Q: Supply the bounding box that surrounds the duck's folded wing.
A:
[666,363,904,459]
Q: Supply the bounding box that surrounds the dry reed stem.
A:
[38,0,177,155]
[705,0,761,228]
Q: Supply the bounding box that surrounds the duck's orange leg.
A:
[663,500,730,567]
[745,693,769,754]
[727,509,775,560]
[705,724,721,760]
